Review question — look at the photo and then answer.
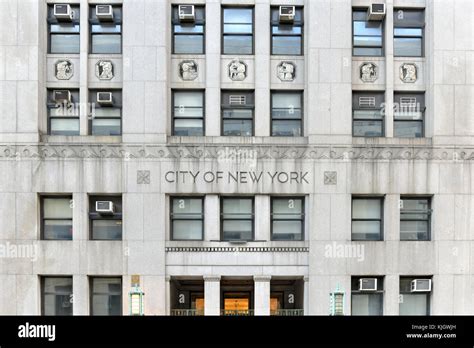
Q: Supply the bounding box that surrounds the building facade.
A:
[0,0,473,316]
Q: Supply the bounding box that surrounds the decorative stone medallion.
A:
[228,60,247,81]
[360,62,378,83]
[95,60,114,80]
[179,60,198,81]
[324,171,337,185]
[55,59,73,80]
[399,63,417,83]
[137,170,150,184]
[277,61,295,81]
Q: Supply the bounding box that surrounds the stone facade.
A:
[0,0,473,316]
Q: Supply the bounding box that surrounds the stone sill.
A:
[352,137,433,147]
[41,135,123,144]
[167,136,309,145]
[166,240,309,248]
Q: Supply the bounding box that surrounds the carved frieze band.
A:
[0,145,473,161]
[166,247,309,252]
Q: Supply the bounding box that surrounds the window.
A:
[171,197,204,240]
[221,197,254,241]
[90,277,122,315]
[48,5,80,54]
[271,7,303,55]
[172,5,205,54]
[394,9,424,57]
[394,93,425,138]
[271,197,304,241]
[351,277,384,315]
[352,197,383,241]
[41,277,73,315]
[90,5,122,54]
[222,7,254,55]
[221,91,254,136]
[352,92,385,137]
[41,196,73,240]
[172,91,204,136]
[89,90,122,136]
[89,196,122,240]
[271,91,303,136]
[353,10,383,56]
[399,277,431,315]
[400,197,431,241]
[48,89,80,136]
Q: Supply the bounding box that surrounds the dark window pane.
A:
[50,24,80,33]
[50,119,80,136]
[400,221,428,240]
[272,26,302,35]
[173,220,203,240]
[272,221,302,240]
[50,34,80,54]
[272,120,302,136]
[399,294,428,315]
[91,278,122,316]
[44,220,73,240]
[352,221,382,240]
[352,294,383,315]
[174,119,204,136]
[223,36,253,54]
[394,28,423,37]
[92,119,121,136]
[43,277,73,316]
[223,24,253,33]
[353,47,383,56]
[394,38,422,57]
[92,35,121,53]
[272,36,302,55]
[354,36,383,47]
[394,121,423,137]
[353,21,382,36]
[223,8,253,23]
[353,120,384,137]
[223,220,253,240]
[223,109,253,119]
[223,120,253,136]
[174,25,204,34]
[92,219,122,240]
[91,24,122,33]
[174,35,204,54]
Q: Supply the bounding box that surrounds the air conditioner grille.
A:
[229,95,246,105]
[359,97,376,107]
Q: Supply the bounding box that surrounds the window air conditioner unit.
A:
[54,4,73,21]
[96,5,114,21]
[53,90,72,104]
[179,5,195,22]
[411,279,431,292]
[367,3,386,21]
[279,6,295,23]
[97,92,113,105]
[229,95,246,105]
[96,201,115,215]
[359,278,378,291]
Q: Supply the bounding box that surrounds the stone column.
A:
[205,195,220,241]
[303,276,309,316]
[73,275,88,315]
[385,0,394,137]
[254,275,271,316]
[165,276,171,316]
[204,276,221,316]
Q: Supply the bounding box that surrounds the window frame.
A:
[41,276,73,316]
[221,90,255,137]
[352,91,385,138]
[47,4,81,54]
[89,5,123,54]
[351,276,384,316]
[89,195,123,241]
[170,196,205,241]
[270,196,305,241]
[89,276,123,316]
[172,89,205,136]
[270,90,304,137]
[89,89,122,136]
[393,92,426,138]
[221,6,255,55]
[171,5,206,54]
[399,196,432,241]
[40,195,73,241]
[270,6,304,56]
[351,196,384,241]
[47,89,80,136]
[399,276,431,315]
[393,9,425,58]
[352,8,384,57]
[220,197,255,242]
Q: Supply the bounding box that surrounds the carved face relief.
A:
[179,60,198,81]
[95,60,114,80]
[228,60,247,81]
[360,62,378,83]
[55,60,73,80]
[400,63,417,83]
[277,61,295,81]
